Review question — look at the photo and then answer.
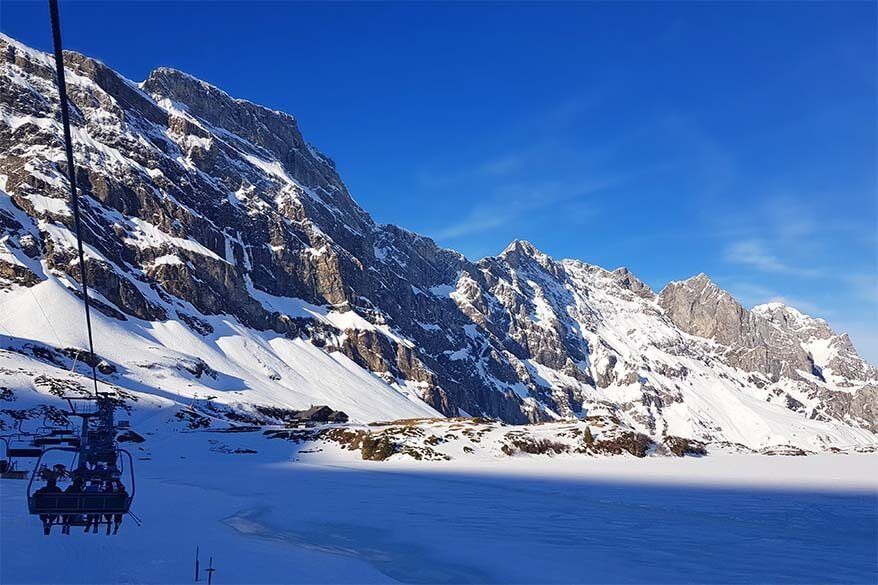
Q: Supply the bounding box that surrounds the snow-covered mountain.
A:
[1,33,876,452]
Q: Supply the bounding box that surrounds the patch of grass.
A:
[590,431,652,457]
[663,435,707,457]
[501,433,570,456]
[360,433,397,461]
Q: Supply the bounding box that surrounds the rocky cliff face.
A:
[1,34,875,448]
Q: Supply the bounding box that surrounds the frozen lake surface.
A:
[2,434,876,584]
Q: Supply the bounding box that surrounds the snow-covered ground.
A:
[2,430,876,584]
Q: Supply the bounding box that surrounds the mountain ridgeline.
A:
[1,34,875,450]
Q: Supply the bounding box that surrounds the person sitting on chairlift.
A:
[103,480,116,535]
[83,480,102,533]
[33,476,62,535]
[61,477,85,535]
[110,480,126,534]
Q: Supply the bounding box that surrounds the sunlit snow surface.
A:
[0,278,439,423]
[2,432,876,585]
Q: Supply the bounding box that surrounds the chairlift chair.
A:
[0,460,29,480]
[0,437,30,479]
[27,448,134,517]
[7,443,43,458]
[26,395,135,527]
[49,428,76,437]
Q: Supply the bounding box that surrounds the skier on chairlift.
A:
[102,480,126,534]
[83,479,102,533]
[61,477,84,535]
[33,476,61,535]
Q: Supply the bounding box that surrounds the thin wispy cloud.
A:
[434,206,519,240]
[722,281,777,306]
[771,204,817,242]
[432,177,613,242]
[538,93,605,129]
[845,273,878,306]
[424,107,664,246]
[724,239,820,277]
[478,154,527,177]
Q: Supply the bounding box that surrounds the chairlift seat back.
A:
[1,470,29,480]
[28,493,131,514]
[8,447,42,458]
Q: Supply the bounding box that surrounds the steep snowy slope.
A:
[1,33,876,450]
[0,277,439,423]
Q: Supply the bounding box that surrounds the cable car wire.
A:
[48,0,99,397]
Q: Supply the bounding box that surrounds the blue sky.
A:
[3,1,876,361]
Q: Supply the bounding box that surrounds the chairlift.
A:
[50,429,76,437]
[0,460,29,480]
[26,395,135,532]
[7,445,43,458]
[35,416,74,437]
[0,437,30,479]
[4,429,47,458]
[28,453,135,516]
[21,0,138,534]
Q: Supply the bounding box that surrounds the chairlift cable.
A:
[48,0,99,397]
[27,288,82,378]
[28,288,65,350]
[0,316,13,338]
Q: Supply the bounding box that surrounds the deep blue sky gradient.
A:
[2,1,876,360]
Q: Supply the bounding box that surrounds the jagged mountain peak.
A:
[752,302,828,328]
[664,272,722,293]
[500,239,543,257]
[609,266,655,298]
[753,302,831,339]
[1,32,50,64]
[658,274,749,347]
[146,66,234,97]
[496,239,557,273]
[143,66,297,125]
[141,63,349,202]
